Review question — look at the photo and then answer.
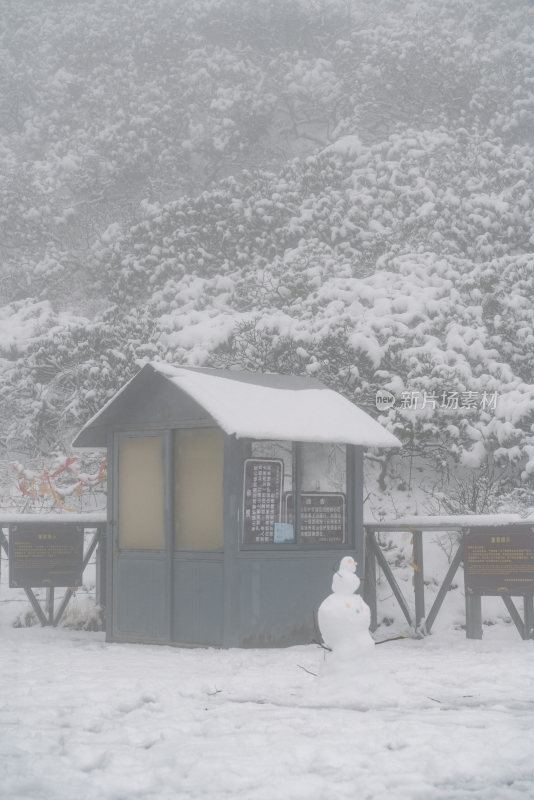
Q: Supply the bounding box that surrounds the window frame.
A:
[239,439,355,551]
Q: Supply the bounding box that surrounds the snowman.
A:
[317,555,374,658]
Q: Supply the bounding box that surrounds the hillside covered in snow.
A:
[1,0,534,513]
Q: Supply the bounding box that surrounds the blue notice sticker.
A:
[274,523,294,543]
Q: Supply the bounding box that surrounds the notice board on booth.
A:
[242,459,284,544]
[464,526,534,596]
[286,492,346,544]
[9,525,84,588]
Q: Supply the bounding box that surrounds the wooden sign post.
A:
[9,525,84,589]
[464,526,534,639]
[8,524,84,627]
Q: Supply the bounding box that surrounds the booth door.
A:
[113,433,171,642]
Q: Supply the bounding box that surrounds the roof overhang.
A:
[73,362,401,449]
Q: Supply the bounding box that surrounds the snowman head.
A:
[339,556,357,573]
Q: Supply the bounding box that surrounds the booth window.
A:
[174,428,224,551]
[299,442,347,545]
[243,440,293,545]
[118,435,165,549]
[242,440,347,547]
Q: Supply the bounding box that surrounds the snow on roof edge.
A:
[154,363,401,448]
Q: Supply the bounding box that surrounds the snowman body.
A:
[317,556,373,656]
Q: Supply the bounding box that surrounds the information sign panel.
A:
[9,525,84,588]
[242,459,283,545]
[286,492,346,544]
[464,526,534,596]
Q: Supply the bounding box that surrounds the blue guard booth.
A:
[73,363,399,647]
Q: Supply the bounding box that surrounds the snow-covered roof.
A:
[74,362,401,449]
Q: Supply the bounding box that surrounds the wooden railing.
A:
[363,515,534,640]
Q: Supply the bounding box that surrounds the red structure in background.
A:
[13,457,107,512]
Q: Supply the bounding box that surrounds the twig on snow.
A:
[297,664,318,677]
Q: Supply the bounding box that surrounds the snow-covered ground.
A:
[2,579,534,800]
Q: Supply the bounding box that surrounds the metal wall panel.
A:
[172,556,224,645]
[115,553,170,642]
[235,552,355,647]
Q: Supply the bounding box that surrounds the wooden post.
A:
[524,596,534,639]
[364,530,378,632]
[463,531,482,639]
[465,592,482,639]
[412,529,425,632]
[95,528,106,611]
[46,587,54,625]
[463,535,483,639]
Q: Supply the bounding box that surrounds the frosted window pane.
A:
[174,428,224,551]
[302,442,346,493]
[118,436,165,549]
